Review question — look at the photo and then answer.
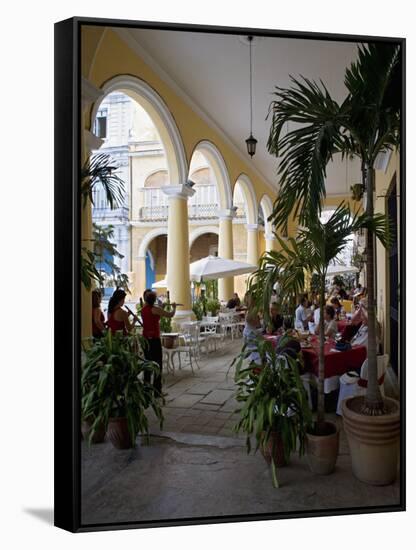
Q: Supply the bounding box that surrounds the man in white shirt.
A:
[295,295,312,330]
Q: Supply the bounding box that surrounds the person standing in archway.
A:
[141,291,176,396]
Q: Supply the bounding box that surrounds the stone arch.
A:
[189,226,220,248]
[138,227,169,259]
[234,173,258,225]
[90,75,188,186]
[144,169,169,188]
[259,194,274,235]
[189,140,232,211]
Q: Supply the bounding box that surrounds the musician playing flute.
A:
[141,290,177,396]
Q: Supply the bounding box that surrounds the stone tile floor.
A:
[147,338,245,438]
[81,335,401,525]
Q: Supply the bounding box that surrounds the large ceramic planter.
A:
[306,421,339,475]
[161,334,177,349]
[260,431,288,467]
[107,417,134,449]
[81,417,106,444]
[342,396,400,485]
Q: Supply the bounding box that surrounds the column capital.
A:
[246,223,259,232]
[84,129,104,154]
[218,208,236,220]
[161,184,196,200]
[265,232,277,241]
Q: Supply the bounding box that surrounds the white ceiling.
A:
[118,28,362,194]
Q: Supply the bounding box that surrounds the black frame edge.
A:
[54,16,405,532]
[54,16,80,533]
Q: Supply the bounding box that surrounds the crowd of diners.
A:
[241,280,376,366]
[90,280,373,396]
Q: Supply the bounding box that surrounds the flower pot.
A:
[107,417,134,449]
[81,417,106,444]
[342,396,400,485]
[306,421,339,475]
[260,431,288,467]
[161,334,177,349]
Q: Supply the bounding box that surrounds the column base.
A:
[171,309,196,330]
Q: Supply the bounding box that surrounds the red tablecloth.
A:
[337,320,348,333]
[263,334,367,379]
[302,340,366,378]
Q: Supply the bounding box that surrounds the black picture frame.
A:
[54,16,406,533]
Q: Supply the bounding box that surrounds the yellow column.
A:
[218,209,235,302]
[163,185,195,320]
[131,255,146,301]
[247,224,260,266]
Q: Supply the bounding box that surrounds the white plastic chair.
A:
[336,354,388,415]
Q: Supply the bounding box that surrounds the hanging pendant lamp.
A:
[245,35,257,157]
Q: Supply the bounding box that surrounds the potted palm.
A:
[249,206,387,474]
[233,337,312,487]
[82,331,163,449]
[266,42,401,484]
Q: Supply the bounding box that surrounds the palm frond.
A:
[81,153,126,209]
[267,76,346,228]
[344,43,401,162]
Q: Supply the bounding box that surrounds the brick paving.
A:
[147,338,245,438]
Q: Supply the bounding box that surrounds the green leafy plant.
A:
[233,338,312,487]
[206,297,220,316]
[81,331,163,445]
[81,153,127,290]
[159,301,173,333]
[249,205,390,430]
[266,43,400,415]
[192,299,204,321]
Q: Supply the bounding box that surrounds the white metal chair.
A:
[336,354,388,415]
[219,312,238,340]
[175,322,202,373]
[200,316,220,352]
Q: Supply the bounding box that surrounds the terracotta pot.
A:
[306,421,339,475]
[260,431,288,467]
[342,396,400,485]
[107,417,134,449]
[162,335,177,349]
[81,417,106,444]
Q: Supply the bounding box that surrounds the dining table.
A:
[263,333,367,393]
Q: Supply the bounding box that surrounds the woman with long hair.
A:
[141,291,176,395]
[107,289,133,335]
[92,288,106,338]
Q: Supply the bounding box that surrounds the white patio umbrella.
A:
[151,278,168,289]
[189,255,257,282]
[326,264,359,276]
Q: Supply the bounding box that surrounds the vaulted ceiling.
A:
[119,27,363,194]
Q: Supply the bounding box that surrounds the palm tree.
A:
[80,153,126,290]
[266,43,401,415]
[249,205,390,429]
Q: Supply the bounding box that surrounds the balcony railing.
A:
[92,206,129,221]
[139,202,219,221]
